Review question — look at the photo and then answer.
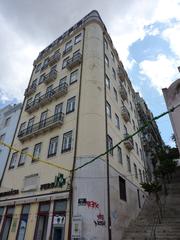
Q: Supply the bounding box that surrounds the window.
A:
[111,52,115,62]
[9,152,18,169]
[134,163,138,179]
[127,155,131,172]
[1,206,14,240]
[27,117,34,134]
[32,143,42,162]
[34,92,41,102]
[107,135,113,156]
[46,85,53,97]
[0,207,4,224]
[119,176,126,201]
[62,57,69,69]
[115,114,120,129]
[39,111,48,128]
[38,73,45,84]
[41,58,49,70]
[16,205,30,240]
[112,68,116,80]
[105,75,110,89]
[74,33,82,44]
[65,40,72,50]
[132,120,135,131]
[105,55,109,67]
[117,146,122,164]
[35,63,42,73]
[135,142,139,155]
[48,136,58,157]
[113,88,118,102]
[26,97,33,107]
[143,170,146,182]
[70,69,78,84]
[73,49,80,58]
[34,202,50,240]
[0,133,5,142]
[106,101,111,118]
[19,122,26,135]
[59,76,67,85]
[124,125,128,134]
[130,101,133,111]
[66,96,76,114]
[32,79,38,86]
[62,131,73,153]
[18,148,28,166]
[4,117,11,127]
[139,169,143,182]
[140,149,143,161]
[55,103,63,115]
[104,39,108,49]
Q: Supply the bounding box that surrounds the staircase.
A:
[122,167,180,240]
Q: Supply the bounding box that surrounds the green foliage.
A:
[141,182,162,194]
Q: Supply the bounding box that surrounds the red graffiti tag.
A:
[86,201,99,209]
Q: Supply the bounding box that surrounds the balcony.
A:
[25,83,68,113]
[44,69,57,84]
[121,106,130,122]
[117,67,125,81]
[18,113,64,142]
[63,46,73,56]
[66,53,82,70]
[124,133,134,151]
[24,84,37,97]
[49,52,61,66]
[119,84,127,101]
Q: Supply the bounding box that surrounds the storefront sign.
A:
[72,216,82,239]
[0,189,19,198]
[78,198,87,206]
[40,173,66,190]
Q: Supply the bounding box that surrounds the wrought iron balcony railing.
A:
[25,83,68,113]
[18,112,64,141]
[66,53,82,70]
[124,133,134,151]
[48,52,61,67]
[119,84,128,101]
[121,106,130,122]
[24,84,37,97]
[44,69,57,84]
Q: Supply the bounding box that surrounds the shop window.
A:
[16,205,30,240]
[0,206,14,240]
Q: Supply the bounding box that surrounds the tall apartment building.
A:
[162,71,180,153]
[0,11,153,240]
[135,93,164,181]
[0,103,22,180]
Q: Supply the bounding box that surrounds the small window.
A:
[54,103,63,115]
[41,58,49,70]
[18,148,28,166]
[74,33,82,44]
[135,142,139,155]
[132,120,136,131]
[130,101,133,111]
[0,133,5,142]
[35,63,42,73]
[4,117,11,127]
[117,146,122,164]
[134,163,138,179]
[107,135,113,156]
[111,52,115,62]
[106,101,111,118]
[115,114,120,129]
[104,39,108,49]
[38,73,45,84]
[61,131,73,153]
[73,50,80,58]
[27,117,35,134]
[113,88,118,102]
[127,155,131,172]
[39,111,48,128]
[65,40,72,50]
[105,55,109,67]
[32,143,42,162]
[48,136,58,157]
[70,69,78,84]
[119,176,127,201]
[66,96,76,114]
[59,76,67,85]
[139,169,143,182]
[62,57,69,69]
[112,68,116,80]
[105,75,110,89]
[9,152,18,169]
[124,125,128,134]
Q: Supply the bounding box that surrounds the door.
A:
[40,111,48,128]
[52,227,64,240]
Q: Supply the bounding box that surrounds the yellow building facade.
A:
[0,11,147,240]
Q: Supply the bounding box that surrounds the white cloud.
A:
[139,54,179,94]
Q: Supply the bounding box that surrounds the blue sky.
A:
[0,0,180,146]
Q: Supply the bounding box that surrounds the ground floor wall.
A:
[72,156,146,240]
[0,192,70,240]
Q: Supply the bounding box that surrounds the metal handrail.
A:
[18,112,64,138]
[25,82,68,110]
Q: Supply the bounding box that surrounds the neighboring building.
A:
[162,74,180,154]
[135,93,164,181]
[0,103,22,180]
[0,11,161,240]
